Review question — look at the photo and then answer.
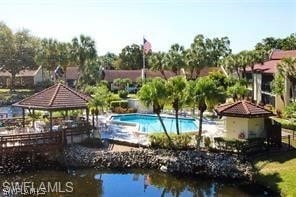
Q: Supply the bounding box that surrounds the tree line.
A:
[0,21,296,90]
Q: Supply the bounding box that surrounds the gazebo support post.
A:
[65,110,68,120]
[32,109,35,129]
[49,111,53,132]
[86,108,89,124]
[86,108,90,137]
[22,108,25,128]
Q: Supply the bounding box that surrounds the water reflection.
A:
[0,169,260,197]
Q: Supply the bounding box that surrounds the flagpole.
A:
[142,36,145,84]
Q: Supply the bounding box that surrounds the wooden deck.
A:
[0,126,91,154]
[0,132,63,153]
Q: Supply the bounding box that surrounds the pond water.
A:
[0,106,22,119]
[0,169,268,196]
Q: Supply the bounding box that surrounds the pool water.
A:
[111,114,198,133]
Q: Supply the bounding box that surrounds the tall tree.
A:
[166,44,186,75]
[137,78,173,145]
[57,42,73,82]
[115,44,144,70]
[100,52,118,69]
[148,52,168,80]
[0,23,37,90]
[255,34,296,52]
[166,76,188,135]
[187,77,224,148]
[88,84,111,126]
[71,34,97,86]
[185,34,231,79]
[35,38,60,73]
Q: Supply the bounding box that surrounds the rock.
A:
[160,165,168,173]
[63,145,254,181]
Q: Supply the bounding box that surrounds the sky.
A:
[0,0,295,55]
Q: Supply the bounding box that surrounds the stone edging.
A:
[64,145,254,180]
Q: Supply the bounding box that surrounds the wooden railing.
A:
[0,132,63,150]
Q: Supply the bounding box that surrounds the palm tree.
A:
[219,54,240,78]
[166,76,188,135]
[166,44,186,75]
[137,78,173,144]
[227,82,248,101]
[277,57,296,77]
[188,77,224,148]
[71,34,97,86]
[148,52,168,80]
[277,57,296,104]
[57,42,73,83]
[88,85,111,127]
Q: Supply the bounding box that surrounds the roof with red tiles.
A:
[102,69,177,82]
[215,100,273,118]
[270,50,296,60]
[66,66,80,80]
[0,67,39,77]
[246,60,280,74]
[246,50,296,74]
[13,83,90,110]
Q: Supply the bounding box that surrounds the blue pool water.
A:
[111,114,198,133]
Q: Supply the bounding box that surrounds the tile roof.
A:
[64,67,222,82]
[246,50,296,74]
[0,68,39,77]
[189,67,223,78]
[13,83,90,110]
[102,69,176,82]
[246,60,280,74]
[66,66,80,80]
[215,100,273,118]
[270,50,296,60]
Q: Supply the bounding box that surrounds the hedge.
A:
[149,133,193,150]
[110,100,128,109]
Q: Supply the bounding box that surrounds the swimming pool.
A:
[111,114,198,133]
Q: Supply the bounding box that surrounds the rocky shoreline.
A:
[64,145,254,181]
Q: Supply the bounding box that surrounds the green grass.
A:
[0,88,32,93]
[254,151,296,196]
[127,94,138,99]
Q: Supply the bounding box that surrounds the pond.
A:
[0,105,22,119]
[0,169,268,196]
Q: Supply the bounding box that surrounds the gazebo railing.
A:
[0,132,63,149]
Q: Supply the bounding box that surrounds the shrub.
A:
[204,136,211,148]
[110,101,121,108]
[118,90,128,99]
[149,133,193,150]
[80,138,104,148]
[34,80,54,92]
[110,100,128,109]
[127,108,137,113]
[112,107,137,114]
[213,137,266,155]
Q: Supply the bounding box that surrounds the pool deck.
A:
[96,114,225,146]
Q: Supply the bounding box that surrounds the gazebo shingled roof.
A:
[13,83,90,110]
[215,100,274,118]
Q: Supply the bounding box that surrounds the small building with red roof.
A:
[215,100,274,139]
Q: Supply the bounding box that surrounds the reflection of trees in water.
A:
[70,169,103,197]
[0,169,104,197]
[147,171,216,197]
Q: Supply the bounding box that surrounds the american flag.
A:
[143,38,152,54]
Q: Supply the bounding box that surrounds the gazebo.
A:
[215,100,274,140]
[13,83,91,132]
